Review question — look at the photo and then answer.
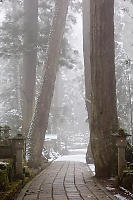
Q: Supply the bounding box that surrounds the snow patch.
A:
[68,149,87,153]
[108,177,116,181]
[55,154,86,163]
[114,194,128,200]
[45,134,57,140]
[106,186,115,191]
[0,161,8,165]
[120,187,133,199]
[88,164,95,174]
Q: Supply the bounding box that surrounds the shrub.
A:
[0,169,9,191]
[7,163,14,182]
[122,170,133,190]
[23,166,31,177]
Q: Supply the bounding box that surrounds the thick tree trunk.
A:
[22,0,38,137]
[90,0,119,177]
[28,0,69,167]
[83,0,93,164]
[11,0,22,116]
[83,0,91,124]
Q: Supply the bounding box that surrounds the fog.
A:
[0,0,133,157]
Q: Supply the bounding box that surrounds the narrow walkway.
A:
[17,161,117,200]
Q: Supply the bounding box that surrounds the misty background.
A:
[0,0,133,153]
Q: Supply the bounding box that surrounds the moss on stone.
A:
[0,161,51,200]
[0,169,9,191]
[121,170,133,190]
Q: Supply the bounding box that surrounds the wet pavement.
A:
[17,161,117,200]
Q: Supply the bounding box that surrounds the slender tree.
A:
[28,0,69,167]
[85,0,119,177]
[22,0,38,137]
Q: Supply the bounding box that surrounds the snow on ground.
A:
[108,177,116,181]
[55,154,86,163]
[88,164,95,175]
[120,187,133,199]
[55,148,86,163]
[106,186,115,191]
[45,134,57,140]
[0,161,8,165]
[114,194,128,200]
[68,149,87,153]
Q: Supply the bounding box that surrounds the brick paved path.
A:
[17,161,117,200]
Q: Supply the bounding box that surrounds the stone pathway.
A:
[17,161,117,200]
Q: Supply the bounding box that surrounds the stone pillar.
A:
[12,134,25,177]
[116,138,127,176]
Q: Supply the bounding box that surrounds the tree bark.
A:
[28,0,69,167]
[83,0,94,164]
[22,0,38,137]
[89,0,119,177]
[83,0,91,124]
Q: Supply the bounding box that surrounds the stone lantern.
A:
[113,129,131,176]
[12,133,25,177]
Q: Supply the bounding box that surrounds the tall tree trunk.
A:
[12,0,17,12]
[83,0,91,124]
[28,0,69,167]
[11,0,22,116]
[22,0,38,137]
[83,0,93,164]
[89,0,119,177]
[127,61,133,144]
